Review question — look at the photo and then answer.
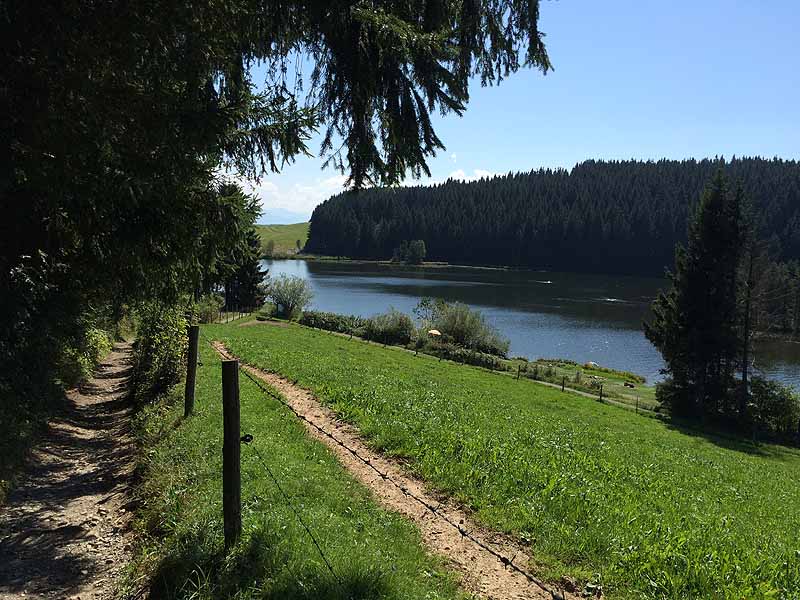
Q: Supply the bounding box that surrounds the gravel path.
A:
[0,343,135,600]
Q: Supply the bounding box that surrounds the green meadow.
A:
[126,340,463,600]
[256,222,310,255]
[208,319,800,599]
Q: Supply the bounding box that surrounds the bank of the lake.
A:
[275,253,516,272]
[263,259,800,389]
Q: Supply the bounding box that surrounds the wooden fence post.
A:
[184,325,200,417]
[222,360,242,550]
[561,376,566,392]
[636,396,639,414]
[599,384,603,402]
[516,365,521,380]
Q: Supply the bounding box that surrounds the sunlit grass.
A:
[210,319,800,599]
[126,340,463,600]
[255,223,309,254]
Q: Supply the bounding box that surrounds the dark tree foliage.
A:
[224,228,267,310]
[1,0,548,353]
[305,157,800,276]
[644,172,744,420]
[1,0,550,448]
[393,239,427,263]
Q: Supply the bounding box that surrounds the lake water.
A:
[263,259,800,388]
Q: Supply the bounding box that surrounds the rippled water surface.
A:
[264,259,800,388]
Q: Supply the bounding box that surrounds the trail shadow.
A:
[0,344,135,596]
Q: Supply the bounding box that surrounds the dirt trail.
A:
[214,342,576,600]
[0,343,136,600]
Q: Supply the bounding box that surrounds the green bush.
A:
[132,303,187,403]
[195,293,225,324]
[363,309,414,345]
[267,274,313,319]
[392,239,426,264]
[751,377,800,438]
[419,299,509,357]
[299,310,367,335]
[255,303,277,321]
[57,326,114,387]
[421,341,505,370]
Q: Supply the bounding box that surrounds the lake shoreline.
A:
[266,253,671,279]
[264,253,515,272]
[262,258,800,389]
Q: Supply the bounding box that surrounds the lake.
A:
[263,259,800,388]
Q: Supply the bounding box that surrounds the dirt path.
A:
[0,343,136,600]
[213,342,577,600]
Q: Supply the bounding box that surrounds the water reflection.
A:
[263,259,800,388]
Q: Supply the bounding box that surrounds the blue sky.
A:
[249,0,800,223]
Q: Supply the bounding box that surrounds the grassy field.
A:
[125,340,463,600]
[208,319,800,599]
[255,222,309,255]
[510,358,658,411]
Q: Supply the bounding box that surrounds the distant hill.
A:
[306,158,800,276]
[257,207,310,225]
[255,222,309,256]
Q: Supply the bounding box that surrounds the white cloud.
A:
[450,152,457,163]
[240,174,347,219]
[446,168,493,182]
[232,166,493,221]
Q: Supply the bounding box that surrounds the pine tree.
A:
[225,228,267,310]
[645,171,744,419]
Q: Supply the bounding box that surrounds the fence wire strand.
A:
[199,332,563,600]
[241,437,342,586]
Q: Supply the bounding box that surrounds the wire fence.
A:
[204,306,257,324]
[240,434,342,586]
[199,331,564,600]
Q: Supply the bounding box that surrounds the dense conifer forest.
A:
[306,158,800,276]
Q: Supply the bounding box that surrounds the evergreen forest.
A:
[306,157,800,276]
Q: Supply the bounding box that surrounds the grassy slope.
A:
[210,320,800,600]
[256,223,310,254]
[512,359,658,410]
[126,340,463,600]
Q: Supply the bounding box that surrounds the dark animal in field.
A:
[624,382,636,388]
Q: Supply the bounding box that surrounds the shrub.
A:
[751,377,800,437]
[422,341,504,369]
[299,310,367,335]
[195,293,225,324]
[391,239,427,264]
[407,240,426,264]
[132,303,187,403]
[363,309,415,345]
[430,301,509,357]
[57,325,114,387]
[256,303,277,321]
[267,275,313,319]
